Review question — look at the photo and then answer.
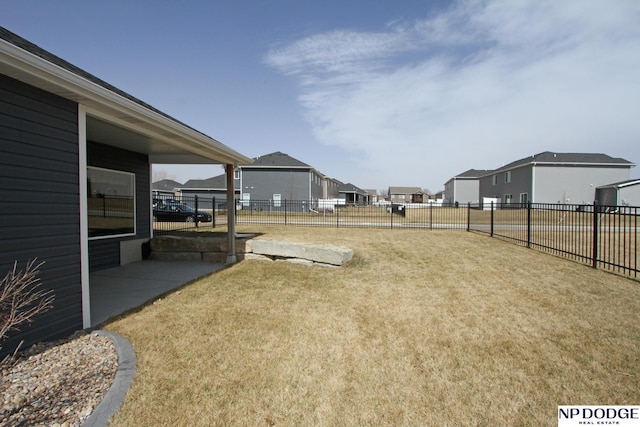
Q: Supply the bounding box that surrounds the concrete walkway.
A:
[90,260,226,327]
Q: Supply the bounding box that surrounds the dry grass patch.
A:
[105,227,640,426]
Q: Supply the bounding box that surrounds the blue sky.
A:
[3,0,639,191]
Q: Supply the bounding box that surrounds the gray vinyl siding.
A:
[479,166,532,203]
[310,172,323,200]
[479,164,632,204]
[619,185,640,206]
[533,165,630,204]
[241,169,312,201]
[0,73,82,355]
[457,180,481,204]
[179,190,226,209]
[445,179,480,205]
[87,141,151,271]
[443,179,454,204]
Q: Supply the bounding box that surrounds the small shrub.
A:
[0,259,55,359]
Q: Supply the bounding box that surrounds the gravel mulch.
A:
[0,331,118,427]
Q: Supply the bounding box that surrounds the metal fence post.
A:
[429,202,433,230]
[390,204,394,229]
[527,202,531,248]
[285,199,287,225]
[212,197,216,228]
[490,201,494,237]
[467,202,471,231]
[592,201,598,269]
[195,195,199,228]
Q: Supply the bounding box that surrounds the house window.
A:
[87,166,135,238]
[520,193,528,204]
[491,175,497,186]
[234,170,240,180]
[505,171,511,183]
[504,194,513,204]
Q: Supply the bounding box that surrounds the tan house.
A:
[388,186,427,203]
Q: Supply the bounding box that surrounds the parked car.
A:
[153,203,212,222]
[153,198,181,207]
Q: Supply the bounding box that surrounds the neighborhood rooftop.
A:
[249,151,312,168]
[490,151,635,175]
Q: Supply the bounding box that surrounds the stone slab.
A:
[244,253,273,262]
[249,240,353,266]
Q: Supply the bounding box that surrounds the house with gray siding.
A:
[155,152,346,210]
[444,169,492,206]
[478,152,635,205]
[238,151,325,209]
[179,172,240,209]
[152,179,182,198]
[338,183,369,205]
[0,27,250,354]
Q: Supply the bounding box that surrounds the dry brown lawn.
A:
[105,226,640,427]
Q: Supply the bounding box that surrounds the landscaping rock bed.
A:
[0,331,117,426]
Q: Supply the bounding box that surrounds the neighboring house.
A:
[338,183,369,205]
[152,179,182,199]
[595,179,640,207]
[388,187,426,203]
[0,27,251,354]
[478,152,635,205]
[444,169,492,206]
[428,191,445,205]
[323,176,341,199]
[160,152,347,209]
[179,172,240,208]
[238,151,325,208]
[365,189,379,203]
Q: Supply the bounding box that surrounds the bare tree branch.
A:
[0,259,55,355]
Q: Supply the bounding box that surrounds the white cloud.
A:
[265,0,640,189]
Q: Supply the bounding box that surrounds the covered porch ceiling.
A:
[86,115,238,166]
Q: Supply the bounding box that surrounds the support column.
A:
[226,164,237,264]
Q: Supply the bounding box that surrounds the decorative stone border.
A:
[81,331,136,427]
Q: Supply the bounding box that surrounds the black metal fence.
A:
[149,197,638,278]
[236,200,468,229]
[152,195,226,234]
[236,199,638,278]
[468,202,638,278]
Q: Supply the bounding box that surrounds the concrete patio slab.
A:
[90,260,225,327]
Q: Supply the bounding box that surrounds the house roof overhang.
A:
[0,36,252,166]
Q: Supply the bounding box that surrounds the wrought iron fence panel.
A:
[146,196,640,278]
[152,194,217,234]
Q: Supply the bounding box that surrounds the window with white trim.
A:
[520,193,528,204]
[491,175,497,186]
[504,194,513,204]
[505,171,511,183]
